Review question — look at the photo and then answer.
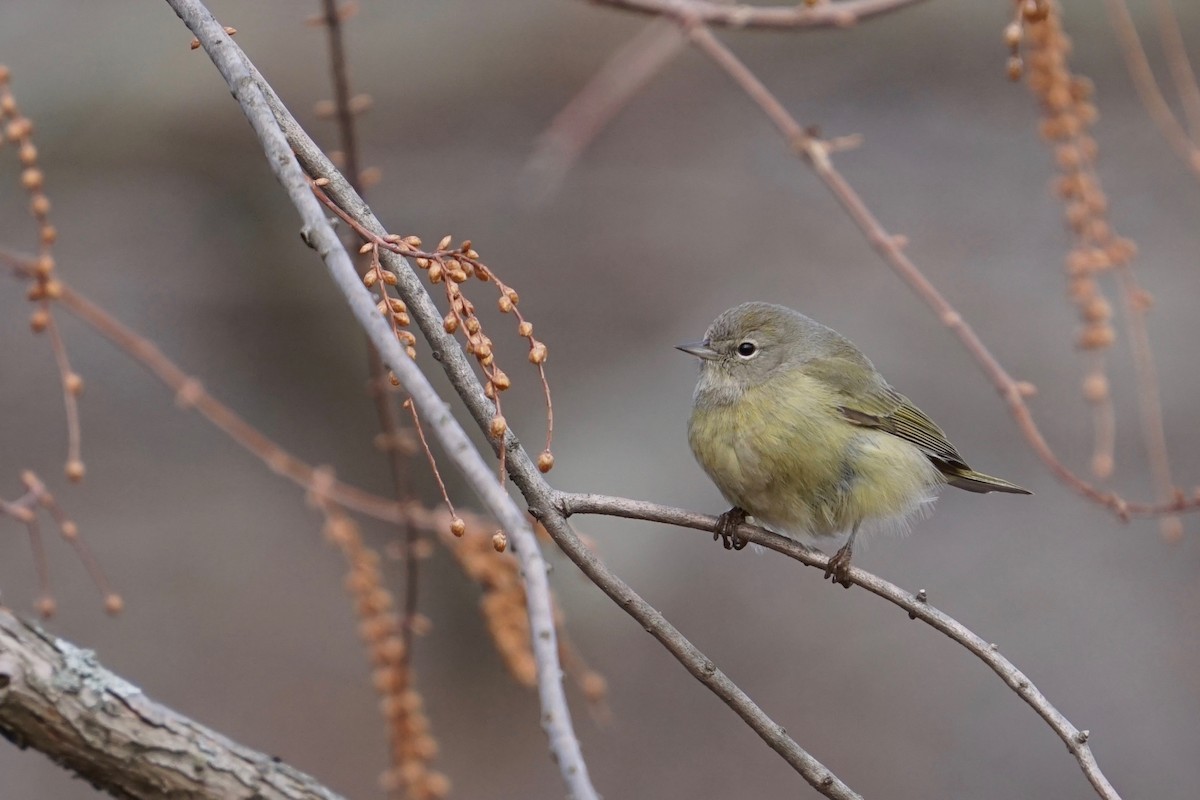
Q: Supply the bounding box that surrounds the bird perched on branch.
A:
[679,302,1029,587]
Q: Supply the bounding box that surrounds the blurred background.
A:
[2,1,1199,798]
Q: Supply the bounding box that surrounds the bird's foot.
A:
[823,544,854,588]
[713,507,750,551]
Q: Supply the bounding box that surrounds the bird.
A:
[678,302,1030,587]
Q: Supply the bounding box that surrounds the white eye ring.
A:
[736,340,758,359]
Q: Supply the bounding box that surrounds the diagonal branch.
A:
[216,15,864,800]
[163,2,598,798]
[0,608,345,800]
[558,492,1123,800]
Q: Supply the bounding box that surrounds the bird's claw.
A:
[713,507,749,551]
[823,545,854,588]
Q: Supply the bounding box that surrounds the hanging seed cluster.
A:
[0,471,121,618]
[1004,0,1050,81]
[1019,2,1143,471]
[1,66,85,483]
[321,506,448,800]
[399,234,553,469]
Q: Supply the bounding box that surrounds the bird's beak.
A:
[675,340,719,360]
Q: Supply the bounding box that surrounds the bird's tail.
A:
[943,467,1032,495]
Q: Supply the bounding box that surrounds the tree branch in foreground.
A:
[0,608,344,800]
[164,2,597,798]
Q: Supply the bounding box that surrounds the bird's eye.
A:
[736,341,758,358]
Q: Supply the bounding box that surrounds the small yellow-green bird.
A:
[679,302,1029,587]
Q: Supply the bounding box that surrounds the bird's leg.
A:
[824,523,859,588]
[713,507,750,551]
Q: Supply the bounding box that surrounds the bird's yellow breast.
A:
[688,370,941,537]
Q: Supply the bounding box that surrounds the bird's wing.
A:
[803,356,970,470]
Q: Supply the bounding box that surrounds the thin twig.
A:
[1151,0,1200,142]
[1105,0,1200,177]
[163,4,597,797]
[522,18,686,202]
[558,492,1123,800]
[590,0,930,29]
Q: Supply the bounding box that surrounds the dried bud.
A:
[393,312,410,326]
[104,594,125,616]
[443,313,459,333]
[484,381,495,398]
[437,234,453,251]
[30,193,50,216]
[427,262,443,283]
[505,288,519,305]
[450,517,466,537]
[358,242,374,254]
[389,371,400,386]
[491,370,511,391]
[363,269,379,287]
[381,270,398,285]
[449,269,468,283]
[1082,296,1111,323]
[465,317,481,335]
[1004,22,1022,48]
[65,459,86,482]
[498,295,513,313]
[29,309,49,333]
[492,531,507,552]
[490,415,507,438]
[1006,56,1022,82]
[1106,237,1137,265]
[65,372,84,395]
[36,596,57,619]
[415,257,430,269]
[1082,373,1108,402]
[528,341,548,364]
[1077,324,1115,350]
[1091,453,1114,480]
[518,321,533,337]
[537,450,555,473]
[389,298,406,312]
[21,167,43,191]
[581,672,607,703]
[403,235,422,248]
[406,346,417,359]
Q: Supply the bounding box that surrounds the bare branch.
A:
[590,0,930,29]
[1105,0,1200,177]
[163,2,597,797]
[0,609,345,800]
[227,17,864,799]
[1152,0,1200,141]
[558,492,1123,800]
[522,18,686,201]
